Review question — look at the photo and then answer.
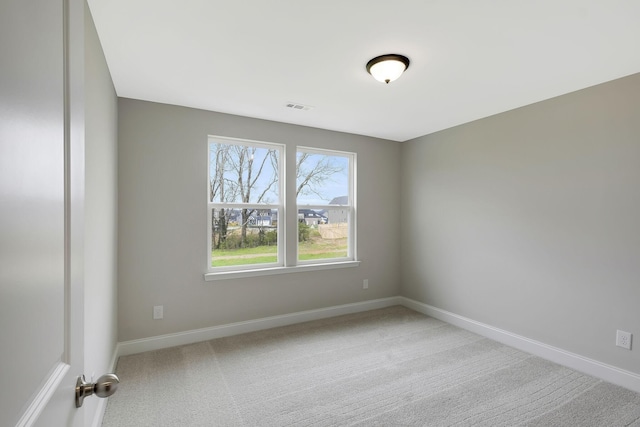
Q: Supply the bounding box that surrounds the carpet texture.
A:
[102,306,640,426]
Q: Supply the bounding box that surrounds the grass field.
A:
[212,232,347,267]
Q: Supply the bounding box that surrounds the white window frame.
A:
[205,137,359,280]
[296,146,357,265]
[207,136,284,273]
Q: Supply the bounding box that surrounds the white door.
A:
[1,0,86,426]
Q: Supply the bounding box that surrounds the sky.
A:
[209,142,350,206]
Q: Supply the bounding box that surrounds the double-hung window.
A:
[296,147,355,263]
[208,137,283,271]
[207,136,356,277]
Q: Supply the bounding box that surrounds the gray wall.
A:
[401,73,640,374]
[117,99,401,342]
[84,5,118,425]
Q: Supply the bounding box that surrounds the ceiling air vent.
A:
[285,102,314,111]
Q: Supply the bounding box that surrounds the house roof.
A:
[329,196,349,205]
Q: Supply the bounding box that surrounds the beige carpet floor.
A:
[102,306,640,426]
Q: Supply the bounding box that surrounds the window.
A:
[207,136,356,276]
[208,137,283,271]
[296,147,355,263]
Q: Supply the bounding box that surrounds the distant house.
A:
[249,209,276,227]
[298,209,328,226]
[223,208,277,227]
[327,196,349,225]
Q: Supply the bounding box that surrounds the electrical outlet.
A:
[363,279,369,289]
[616,330,632,350]
[153,305,164,320]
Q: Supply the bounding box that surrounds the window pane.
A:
[298,208,348,261]
[211,208,278,267]
[209,142,279,204]
[296,151,349,205]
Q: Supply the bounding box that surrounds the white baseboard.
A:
[400,297,640,394]
[117,297,402,357]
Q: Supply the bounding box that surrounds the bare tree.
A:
[209,143,237,249]
[227,145,278,247]
[296,152,345,199]
[211,144,346,251]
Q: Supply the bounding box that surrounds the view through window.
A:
[296,148,353,263]
[208,137,355,272]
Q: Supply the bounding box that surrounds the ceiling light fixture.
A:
[366,54,410,84]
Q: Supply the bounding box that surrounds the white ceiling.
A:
[88,0,640,142]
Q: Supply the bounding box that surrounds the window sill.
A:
[204,261,360,281]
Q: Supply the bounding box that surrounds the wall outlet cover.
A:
[153,305,164,320]
[616,330,632,350]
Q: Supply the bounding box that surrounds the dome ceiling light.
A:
[366,54,410,84]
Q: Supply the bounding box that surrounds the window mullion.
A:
[284,144,298,267]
